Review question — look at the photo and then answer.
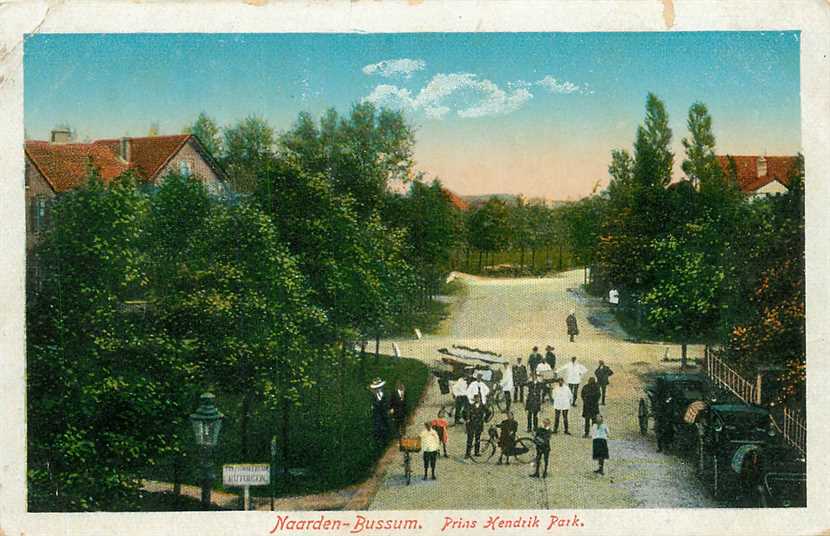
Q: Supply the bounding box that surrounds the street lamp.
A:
[189,392,224,510]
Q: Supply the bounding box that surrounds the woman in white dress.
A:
[500,363,514,413]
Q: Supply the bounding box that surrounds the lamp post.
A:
[189,392,224,510]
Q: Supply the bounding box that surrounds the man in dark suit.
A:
[530,418,553,478]
[512,357,528,403]
[595,360,614,405]
[581,377,601,438]
[566,310,579,342]
[544,345,557,370]
[528,346,543,376]
[497,412,518,465]
[369,378,390,450]
[465,394,486,459]
[389,380,407,437]
[525,374,543,433]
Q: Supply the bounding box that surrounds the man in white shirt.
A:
[557,356,588,407]
[535,360,553,402]
[466,372,490,406]
[552,378,572,435]
[419,422,441,480]
[451,376,469,425]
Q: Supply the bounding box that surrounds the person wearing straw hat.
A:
[369,378,390,449]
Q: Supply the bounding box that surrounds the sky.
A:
[24,32,801,200]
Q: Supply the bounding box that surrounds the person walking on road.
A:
[581,377,601,438]
[557,356,588,407]
[500,363,514,413]
[525,374,543,432]
[544,345,557,370]
[552,378,572,435]
[535,359,553,402]
[390,380,408,438]
[591,415,610,475]
[496,412,518,465]
[528,346,543,376]
[594,361,614,406]
[566,310,579,342]
[512,357,528,403]
[430,418,450,458]
[465,394,486,459]
[530,418,553,479]
[369,378,390,450]
[451,375,469,425]
[419,422,440,480]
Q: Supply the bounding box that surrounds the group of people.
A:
[369,309,616,481]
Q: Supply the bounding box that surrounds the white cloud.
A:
[364,72,533,119]
[536,75,594,95]
[362,58,426,79]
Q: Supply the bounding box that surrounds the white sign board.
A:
[609,289,619,305]
[223,464,270,487]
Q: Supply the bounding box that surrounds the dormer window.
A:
[757,156,767,178]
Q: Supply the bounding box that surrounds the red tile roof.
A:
[93,134,191,180]
[25,134,208,193]
[25,141,131,193]
[716,155,797,193]
[442,188,469,211]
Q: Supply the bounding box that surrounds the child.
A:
[591,414,609,475]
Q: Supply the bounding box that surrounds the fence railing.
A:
[705,353,806,456]
[778,407,807,456]
[704,353,758,405]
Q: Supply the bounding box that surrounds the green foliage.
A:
[280,103,415,217]
[222,115,276,193]
[184,112,223,158]
[468,198,511,257]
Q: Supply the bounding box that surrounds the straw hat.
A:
[369,378,386,390]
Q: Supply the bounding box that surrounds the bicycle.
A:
[399,437,421,485]
[467,426,535,464]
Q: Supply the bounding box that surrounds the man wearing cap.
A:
[369,378,390,449]
[465,371,490,406]
[544,345,557,370]
[512,357,528,403]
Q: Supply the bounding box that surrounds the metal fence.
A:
[704,352,758,405]
[778,407,807,456]
[705,353,806,456]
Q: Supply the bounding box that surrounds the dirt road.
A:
[368,269,717,509]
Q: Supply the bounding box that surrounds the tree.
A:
[184,112,223,158]
[222,115,275,193]
[508,196,532,273]
[467,198,511,272]
[726,156,805,406]
[280,103,416,218]
[27,172,197,510]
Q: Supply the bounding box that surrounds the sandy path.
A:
[368,269,716,509]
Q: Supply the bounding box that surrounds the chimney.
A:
[119,137,131,162]
[757,156,767,178]
[50,128,72,144]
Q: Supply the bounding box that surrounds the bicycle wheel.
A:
[468,440,495,464]
[512,437,535,464]
[492,391,504,413]
[485,440,500,463]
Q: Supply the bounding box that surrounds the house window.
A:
[179,159,193,177]
[31,195,49,233]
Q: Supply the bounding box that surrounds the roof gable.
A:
[93,134,191,181]
[25,141,131,193]
[716,155,797,193]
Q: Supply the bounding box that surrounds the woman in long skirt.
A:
[591,414,609,475]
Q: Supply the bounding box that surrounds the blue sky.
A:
[24,32,801,199]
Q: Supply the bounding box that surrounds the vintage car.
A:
[756,448,806,508]
[695,403,782,499]
[638,372,714,437]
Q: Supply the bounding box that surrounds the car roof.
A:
[710,403,770,416]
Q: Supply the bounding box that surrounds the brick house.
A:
[716,155,798,197]
[25,129,227,251]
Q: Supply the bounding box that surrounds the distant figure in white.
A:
[500,363,514,413]
[557,356,588,407]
